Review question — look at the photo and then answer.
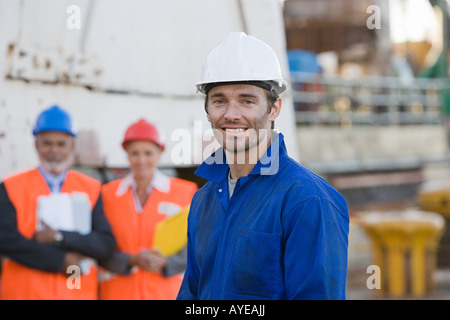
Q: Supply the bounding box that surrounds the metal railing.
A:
[290,72,450,126]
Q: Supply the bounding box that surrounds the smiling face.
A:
[125,140,162,181]
[35,131,76,175]
[205,84,281,155]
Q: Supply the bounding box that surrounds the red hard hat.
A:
[121,119,165,151]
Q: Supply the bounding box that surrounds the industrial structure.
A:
[2,0,450,299]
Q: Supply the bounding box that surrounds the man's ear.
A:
[269,98,282,122]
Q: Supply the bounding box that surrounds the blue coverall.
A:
[177,133,349,300]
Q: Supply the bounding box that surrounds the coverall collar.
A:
[195,132,286,184]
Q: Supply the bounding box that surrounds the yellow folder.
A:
[153,205,190,256]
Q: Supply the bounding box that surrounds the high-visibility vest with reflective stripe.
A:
[1,168,102,300]
[99,177,197,300]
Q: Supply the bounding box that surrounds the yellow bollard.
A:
[360,209,445,297]
[384,226,408,296]
[418,182,450,268]
[418,181,450,216]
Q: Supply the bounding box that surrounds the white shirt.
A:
[115,169,170,213]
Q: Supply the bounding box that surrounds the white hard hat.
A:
[196,32,287,94]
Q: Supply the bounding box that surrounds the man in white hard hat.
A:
[177,32,349,300]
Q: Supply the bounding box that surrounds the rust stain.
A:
[61,72,70,82]
[32,56,39,68]
[7,43,15,55]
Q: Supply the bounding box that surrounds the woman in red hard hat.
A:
[99,119,198,300]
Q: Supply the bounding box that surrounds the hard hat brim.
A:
[33,128,77,136]
[196,79,287,95]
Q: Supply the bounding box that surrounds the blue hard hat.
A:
[32,105,77,136]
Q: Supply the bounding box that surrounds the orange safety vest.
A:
[99,177,197,300]
[1,168,102,300]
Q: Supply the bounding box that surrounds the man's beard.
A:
[211,127,271,166]
[40,154,74,175]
